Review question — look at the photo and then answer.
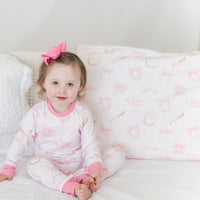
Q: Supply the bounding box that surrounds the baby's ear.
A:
[78,83,83,91]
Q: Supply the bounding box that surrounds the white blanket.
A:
[1,156,200,200]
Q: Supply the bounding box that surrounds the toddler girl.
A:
[0,42,125,200]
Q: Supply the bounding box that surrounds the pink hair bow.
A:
[41,42,67,65]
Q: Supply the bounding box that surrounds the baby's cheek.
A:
[46,88,56,97]
[71,88,79,97]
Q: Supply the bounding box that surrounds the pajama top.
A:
[3,99,102,174]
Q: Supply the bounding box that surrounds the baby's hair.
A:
[37,52,87,100]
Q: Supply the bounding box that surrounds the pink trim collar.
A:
[47,99,76,117]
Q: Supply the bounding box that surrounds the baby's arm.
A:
[1,109,35,177]
[0,164,15,182]
[81,109,102,165]
[0,174,13,182]
[80,108,103,191]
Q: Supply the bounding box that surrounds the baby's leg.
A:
[75,183,92,200]
[101,147,126,180]
[27,157,71,192]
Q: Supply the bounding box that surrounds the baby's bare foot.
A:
[80,176,94,188]
[75,183,92,200]
[89,182,98,193]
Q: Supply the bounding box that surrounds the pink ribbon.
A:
[41,42,67,65]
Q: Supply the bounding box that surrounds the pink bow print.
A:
[41,42,67,65]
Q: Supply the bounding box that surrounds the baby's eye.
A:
[67,83,74,87]
[52,81,58,85]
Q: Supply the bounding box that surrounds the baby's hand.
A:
[0,174,13,182]
[89,171,101,192]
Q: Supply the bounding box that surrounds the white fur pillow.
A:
[0,55,32,155]
[78,45,200,161]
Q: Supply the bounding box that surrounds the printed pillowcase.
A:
[0,54,32,155]
[78,45,200,161]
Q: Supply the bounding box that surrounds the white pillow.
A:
[78,45,200,161]
[0,54,32,155]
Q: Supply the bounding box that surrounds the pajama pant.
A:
[27,147,125,194]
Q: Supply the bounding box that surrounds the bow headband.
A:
[41,42,67,65]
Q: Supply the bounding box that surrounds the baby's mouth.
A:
[57,97,67,100]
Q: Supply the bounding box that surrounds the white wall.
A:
[0,0,199,53]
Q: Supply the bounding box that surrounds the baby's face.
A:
[43,63,81,113]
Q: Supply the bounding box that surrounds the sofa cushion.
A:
[0,54,32,155]
[78,45,200,160]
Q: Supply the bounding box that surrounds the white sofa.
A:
[1,49,200,200]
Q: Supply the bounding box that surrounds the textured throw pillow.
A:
[78,45,200,161]
[0,54,32,155]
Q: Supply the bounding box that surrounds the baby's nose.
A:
[59,86,67,94]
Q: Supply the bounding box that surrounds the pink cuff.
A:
[62,178,78,196]
[87,162,102,175]
[1,164,16,177]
